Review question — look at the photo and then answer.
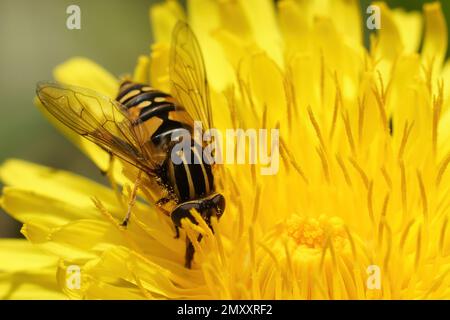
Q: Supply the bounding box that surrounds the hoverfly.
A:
[36,22,225,268]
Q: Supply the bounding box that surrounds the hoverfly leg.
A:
[184,234,203,268]
[120,171,142,227]
[207,218,215,235]
[185,236,194,268]
[174,226,180,239]
[156,197,170,207]
[156,197,172,220]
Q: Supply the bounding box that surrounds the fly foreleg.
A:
[121,171,142,227]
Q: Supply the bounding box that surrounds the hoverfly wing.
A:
[36,81,162,174]
[169,21,213,132]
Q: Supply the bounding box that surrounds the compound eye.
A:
[211,194,226,217]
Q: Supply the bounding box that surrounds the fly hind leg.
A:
[184,234,203,268]
[155,197,170,207]
[121,171,142,227]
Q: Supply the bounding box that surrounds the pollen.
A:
[285,215,348,250]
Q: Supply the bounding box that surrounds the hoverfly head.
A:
[171,193,226,229]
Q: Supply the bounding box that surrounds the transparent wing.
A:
[169,21,213,131]
[36,81,162,174]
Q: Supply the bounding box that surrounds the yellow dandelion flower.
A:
[1,0,450,300]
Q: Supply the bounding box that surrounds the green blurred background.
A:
[0,0,156,237]
[0,0,448,237]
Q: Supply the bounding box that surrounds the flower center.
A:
[286,215,348,249]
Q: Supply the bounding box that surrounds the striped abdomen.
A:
[163,141,215,202]
[116,81,215,202]
[116,81,193,147]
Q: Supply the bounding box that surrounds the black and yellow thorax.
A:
[116,81,215,202]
